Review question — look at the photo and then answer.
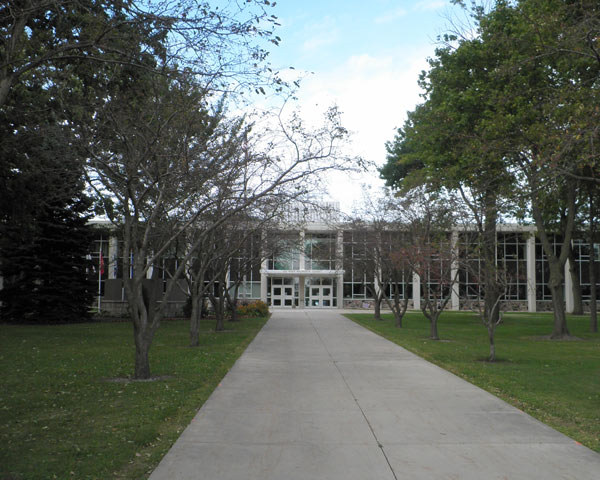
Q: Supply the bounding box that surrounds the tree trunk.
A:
[548,260,570,338]
[429,314,439,340]
[589,191,598,333]
[393,310,402,328]
[225,283,240,322]
[229,296,239,322]
[133,328,152,379]
[215,312,225,331]
[421,293,440,340]
[529,171,576,339]
[130,280,160,379]
[483,190,500,326]
[567,244,583,315]
[214,292,226,332]
[189,288,200,347]
[487,324,496,362]
[374,292,382,320]
[394,293,403,328]
[394,284,409,328]
[384,283,405,328]
[590,253,598,332]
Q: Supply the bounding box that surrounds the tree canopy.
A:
[381,0,600,338]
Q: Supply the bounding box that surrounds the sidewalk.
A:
[149,310,600,479]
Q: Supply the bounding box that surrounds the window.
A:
[535,235,561,301]
[305,232,337,270]
[342,230,373,299]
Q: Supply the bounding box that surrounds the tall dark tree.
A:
[0,75,94,322]
[0,0,157,322]
[0,1,281,108]
[0,0,281,326]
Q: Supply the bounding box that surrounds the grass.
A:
[345,310,600,453]
[0,315,268,480]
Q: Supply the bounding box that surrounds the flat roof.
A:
[260,269,344,278]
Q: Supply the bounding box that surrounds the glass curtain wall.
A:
[267,231,300,270]
[570,239,600,300]
[304,232,336,270]
[342,230,373,300]
[381,230,412,300]
[230,233,262,299]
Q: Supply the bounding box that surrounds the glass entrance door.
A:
[309,285,333,307]
[270,278,295,307]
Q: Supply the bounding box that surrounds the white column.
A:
[412,272,421,311]
[565,258,574,313]
[336,230,344,270]
[108,235,118,280]
[337,274,344,309]
[526,235,536,313]
[260,229,268,303]
[260,266,268,304]
[146,253,154,279]
[451,230,460,311]
[299,230,306,271]
[225,267,231,295]
[299,276,305,308]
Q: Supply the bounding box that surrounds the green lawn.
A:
[0,316,268,480]
[346,311,600,453]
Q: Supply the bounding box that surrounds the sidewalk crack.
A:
[307,313,399,480]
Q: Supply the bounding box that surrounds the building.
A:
[88,206,600,316]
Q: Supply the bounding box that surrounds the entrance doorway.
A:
[270,277,296,307]
[305,277,335,307]
[309,285,333,307]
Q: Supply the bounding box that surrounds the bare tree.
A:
[396,188,459,340]
[384,235,413,328]
[349,192,413,326]
[86,75,358,378]
[459,228,523,362]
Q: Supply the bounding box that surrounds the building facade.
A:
[88,216,600,315]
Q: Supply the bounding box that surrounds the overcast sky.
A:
[261,0,464,211]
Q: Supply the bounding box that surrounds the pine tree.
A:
[0,74,95,323]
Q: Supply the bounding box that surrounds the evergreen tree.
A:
[0,71,95,323]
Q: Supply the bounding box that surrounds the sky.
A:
[258,0,465,211]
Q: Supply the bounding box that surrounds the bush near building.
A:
[237,300,269,318]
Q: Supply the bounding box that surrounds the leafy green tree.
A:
[478,0,598,337]
[383,0,600,339]
[382,11,514,346]
[0,0,281,108]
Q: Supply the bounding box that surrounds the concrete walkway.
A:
[150,310,600,479]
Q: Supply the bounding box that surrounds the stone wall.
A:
[343,299,416,310]
[97,299,186,318]
[459,299,529,312]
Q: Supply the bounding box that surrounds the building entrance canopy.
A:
[261,270,344,308]
[260,269,344,278]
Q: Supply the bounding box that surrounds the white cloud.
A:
[302,33,338,51]
[414,0,448,11]
[285,47,435,210]
[300,17,340,52]
[299,49,431,163]
[374,7,407,25]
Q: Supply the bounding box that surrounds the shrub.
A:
[237,300,268,317]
